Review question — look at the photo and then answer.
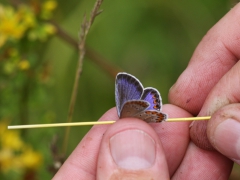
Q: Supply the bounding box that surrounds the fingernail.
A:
[110,129,156,170]
[214,119,240,160]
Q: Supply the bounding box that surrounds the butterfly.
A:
[115,72,168,123]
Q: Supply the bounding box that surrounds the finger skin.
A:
[207,103,240,163]
[153,104,192,175]
[169,3,240,115]
[169,3,240,150]
[53,105,192,179]
[96,118,169,180]
[190,60,240,150]
[172,142,233,180]
[52,107,118,180]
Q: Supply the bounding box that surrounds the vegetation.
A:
[0,0,239,179]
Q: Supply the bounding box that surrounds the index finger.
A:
[169,3,240,115]
[52,108,118,180]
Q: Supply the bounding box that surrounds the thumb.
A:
[96,118,169,180]
[207,103,240,164]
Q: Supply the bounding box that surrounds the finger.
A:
[152,104,192,175]
[52,107,118,180]
[96,104,192,178]
[169,3,240,115]
[172,142,233,179]
[53,104,194,179]
[190,60,240,150]
[96,118,169,179]
[207,103,240,164]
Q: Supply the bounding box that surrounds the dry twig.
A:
[62,0,104,155]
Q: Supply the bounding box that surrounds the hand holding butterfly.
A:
[53,106,195,179]
[53,3,240,180]
[169,1,240,176]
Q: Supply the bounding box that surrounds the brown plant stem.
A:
[61,0,111,156]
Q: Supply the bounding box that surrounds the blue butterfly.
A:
[115,72,167,123]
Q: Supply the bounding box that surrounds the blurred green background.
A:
[0,0,239,179]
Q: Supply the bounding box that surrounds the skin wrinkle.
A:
[77,167,95,179]
[205,70,217,91]
[234,34,240,45]
[169,43,236,115]
[63,108,118,179]
[192,61,240,150]
[202,39,237,81]
[212,48,235,71]
[172,142,232,179]
[71,146,97,177]
[208,104,240,152]
[235,69,240,99]
[170,4,240,114]
[96,118,170,179]
[205,96,230,116]
[220,39,238,63]
[225,64,240,102]
[208,110,229,150]
[149,105,191,176]
[109,169,154,180]
[172,6,239,112]
[179,5,240,149]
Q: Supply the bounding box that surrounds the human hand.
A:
[169,3,240,164]
[53,3,240,180]
[53,105,232,179]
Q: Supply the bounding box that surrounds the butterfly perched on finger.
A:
[115,72,168,123]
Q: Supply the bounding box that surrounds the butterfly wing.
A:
[134,111,167,123]
[120,100,167,123]
[120,100,150,118]
[115,73,144,116]
[116,72,168,123]
[141,87,162,111]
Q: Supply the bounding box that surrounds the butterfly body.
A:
[115,72,167,123]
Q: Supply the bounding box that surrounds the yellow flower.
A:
[0,120,23,151]
[0,35,6,47]
[0,120,23,172]
[0,148,15,173]
[1,131,24,151]
[44,23,56,35]
[0,6,24,47]
[0,120,43,173]
[41,0,57,19]
[19,6,36,28]
[18,60,30,70]
[0,6,25,39]
[18,146,42,169]
[42,0,57,12]
[0,5,37,47]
